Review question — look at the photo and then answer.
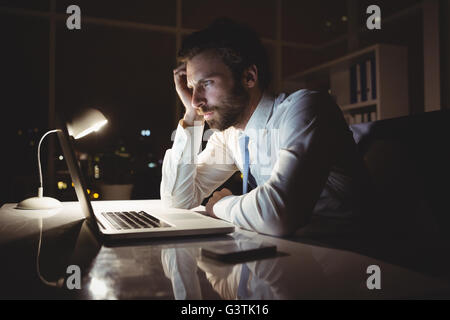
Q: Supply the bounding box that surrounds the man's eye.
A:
[203,81,212,88]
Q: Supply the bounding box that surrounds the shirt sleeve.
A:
[213,92,342,236]
[160,121,238,209]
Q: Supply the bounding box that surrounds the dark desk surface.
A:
[1,200,449,299]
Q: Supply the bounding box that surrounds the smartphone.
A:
[200,240,277,263]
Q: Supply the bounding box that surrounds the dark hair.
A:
[178,18,271,91]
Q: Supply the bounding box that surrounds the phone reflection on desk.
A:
[161,238,296,300]
[162,246,285,300]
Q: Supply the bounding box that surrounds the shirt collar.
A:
[243,92,275,134]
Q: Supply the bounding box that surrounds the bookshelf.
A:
[283,44,409,124]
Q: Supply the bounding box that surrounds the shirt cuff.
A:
[213,195,238,222]
[180,118,204,129]
[171,120,204,164]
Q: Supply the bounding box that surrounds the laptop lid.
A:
[56,117,101,235]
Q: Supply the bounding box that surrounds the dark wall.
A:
[441,0,450,109]
[0,0,444,205]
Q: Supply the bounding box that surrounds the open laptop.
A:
[56,119,235,241]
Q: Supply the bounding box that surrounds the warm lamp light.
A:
[16,108,108,210]
[67,108,108,139]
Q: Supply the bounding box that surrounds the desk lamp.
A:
[16,108,108,210]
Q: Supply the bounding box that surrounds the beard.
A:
[200,81,250,131]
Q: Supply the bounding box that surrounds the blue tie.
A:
[237,263,250,299]
[239,134,257,194]
[237,134,255,299]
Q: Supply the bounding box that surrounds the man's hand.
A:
[173,63,203,126]
[205,188,232,218]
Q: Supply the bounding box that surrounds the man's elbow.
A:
[260,209,310,237]
[263,226,294,237]
[160,194,195,210]
[260,217,299,237]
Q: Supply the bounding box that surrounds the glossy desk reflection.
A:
[0,201,449,299]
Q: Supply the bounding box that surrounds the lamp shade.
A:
[67,108,108,140]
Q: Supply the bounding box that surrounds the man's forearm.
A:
[160,121,205,208]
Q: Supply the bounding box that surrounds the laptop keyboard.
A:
[101,211,167,230]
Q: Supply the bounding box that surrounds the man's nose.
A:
[191,88,206,110]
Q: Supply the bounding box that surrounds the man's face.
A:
[186,50,249,131]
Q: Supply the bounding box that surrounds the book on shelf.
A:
[362,112,368,123]
[344,109,378,125]
[356,63,362,103]
[359,61,367,102]
[349,57,377,105]
[369,57,377,100]
[344,113,353,124]
[366,59,372,101]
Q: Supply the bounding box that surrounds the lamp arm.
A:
[37,129,61,197]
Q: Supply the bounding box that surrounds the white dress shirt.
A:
[161,89,369,236]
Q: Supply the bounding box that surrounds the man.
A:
[161,19,370,237]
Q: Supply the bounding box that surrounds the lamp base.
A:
[16,196,62,210]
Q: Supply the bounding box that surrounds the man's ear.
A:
[242,64,258,89]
